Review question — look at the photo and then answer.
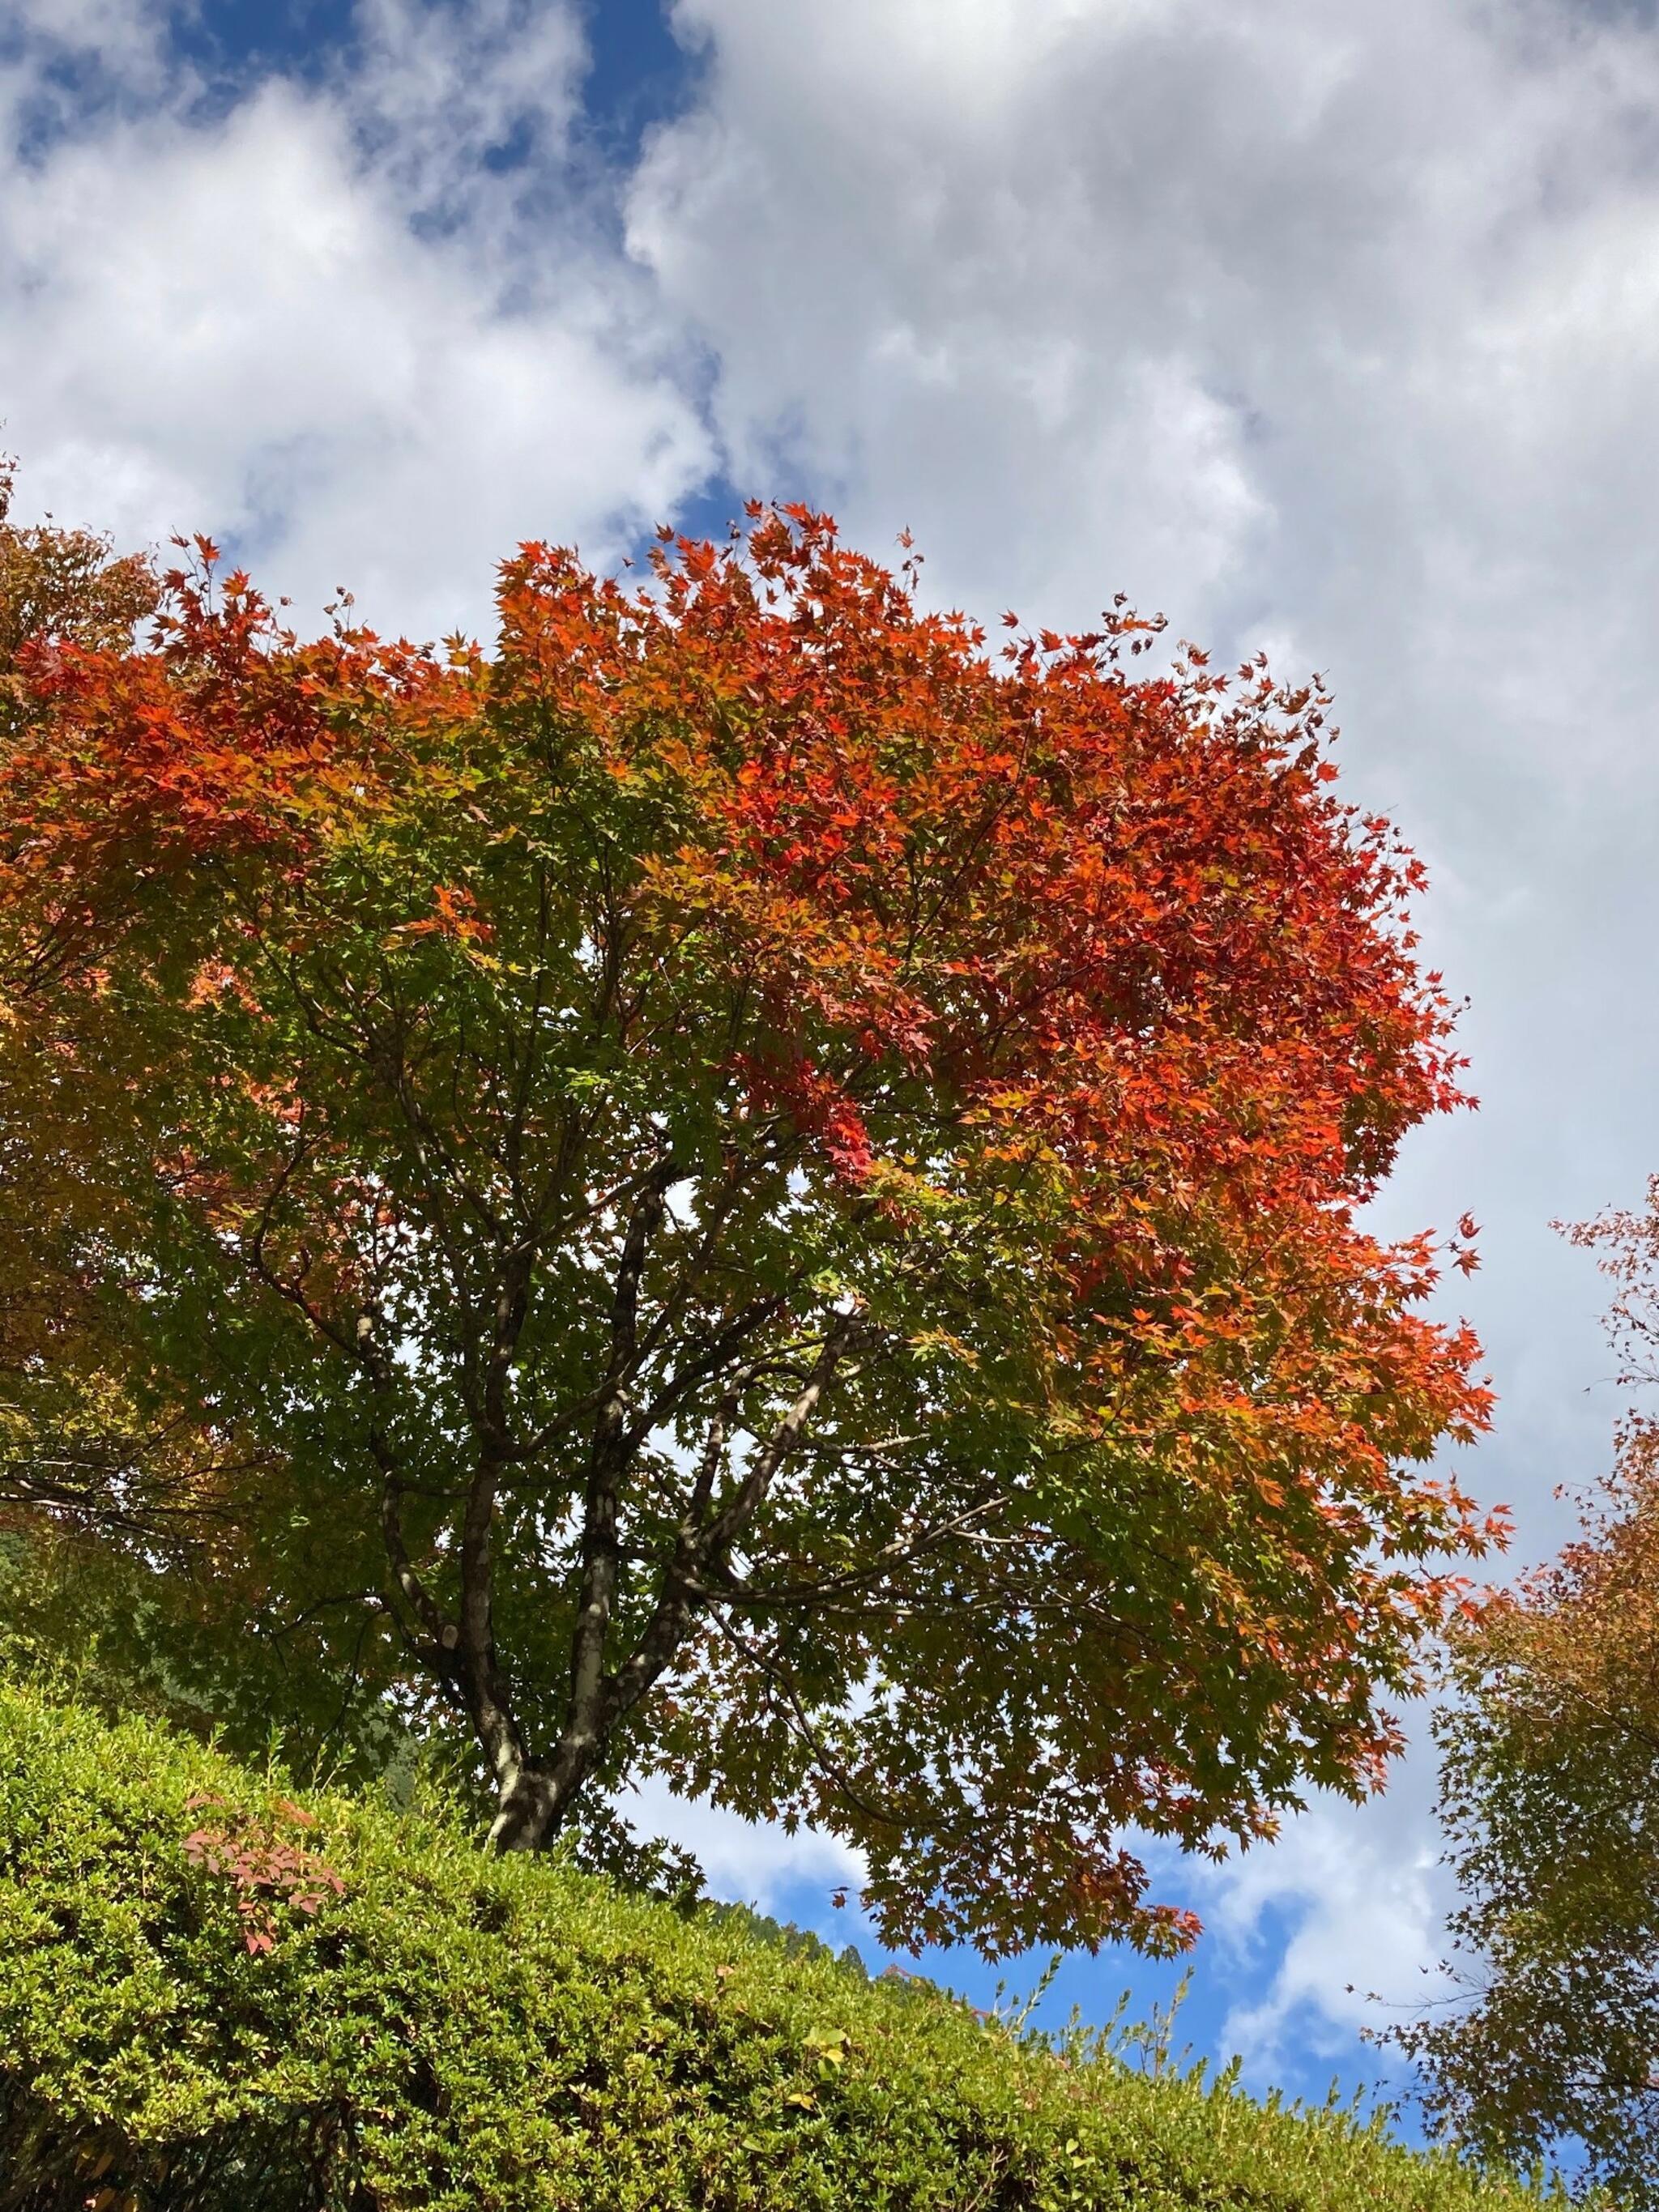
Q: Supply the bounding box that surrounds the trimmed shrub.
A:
[0,1686,1559,2210]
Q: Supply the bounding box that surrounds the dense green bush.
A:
[0,1686,1563,2210]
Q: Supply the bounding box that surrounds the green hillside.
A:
[0,1686,1560,2211]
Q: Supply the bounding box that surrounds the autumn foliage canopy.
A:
[0,493,1497,1957]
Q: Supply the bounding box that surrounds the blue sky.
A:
[7,0,1659,2153]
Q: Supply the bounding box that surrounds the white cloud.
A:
[2,0,172,92]
[632,0,1659,668]
[0,0,711,640]
[347,0,586,228]
[1198,1786,1452,2085]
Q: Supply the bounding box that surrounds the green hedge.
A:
[0,1685,1560,2211]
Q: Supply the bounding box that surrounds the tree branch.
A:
[599,1309,864,1736]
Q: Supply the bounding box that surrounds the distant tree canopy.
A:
[1391,1183,1659,2206]
[0,483,1498,1958]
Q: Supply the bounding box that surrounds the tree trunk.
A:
[485,1766,561,1853]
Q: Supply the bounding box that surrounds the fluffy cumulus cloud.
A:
[1192,1762,1452,2087]
[633,0,1659,678]
[8,0,1659,2073]
[0,0,711,639]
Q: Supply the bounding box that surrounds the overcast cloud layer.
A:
[4,0,1657,2090]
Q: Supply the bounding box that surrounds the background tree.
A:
[0,498,1499,1957]
[1385,1181,1659,2205]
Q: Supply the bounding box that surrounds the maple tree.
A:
[1388,1183,1659,2204]
[0,493,1499,1957]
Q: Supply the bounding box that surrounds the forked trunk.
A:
[485,1767,561,1854]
